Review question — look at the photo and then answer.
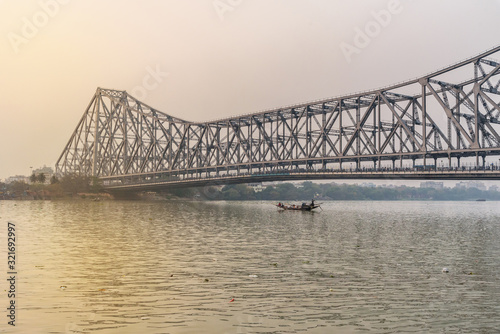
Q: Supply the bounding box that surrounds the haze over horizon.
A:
[1,0,500,180]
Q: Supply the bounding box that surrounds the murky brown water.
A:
[1,200,500,333]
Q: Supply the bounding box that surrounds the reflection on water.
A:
[1,200,500,333]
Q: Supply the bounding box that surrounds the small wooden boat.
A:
[276,200,321,211]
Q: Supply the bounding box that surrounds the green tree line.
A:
[200,181,500,201]
[0,174,103,199]
[2,176,499,201]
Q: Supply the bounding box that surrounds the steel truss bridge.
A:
[56,46,500,191]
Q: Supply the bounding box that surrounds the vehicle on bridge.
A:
[414,165,436,171]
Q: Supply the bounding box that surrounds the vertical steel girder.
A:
[56,46,500,181]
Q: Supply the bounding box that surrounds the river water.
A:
[1,200,499,333]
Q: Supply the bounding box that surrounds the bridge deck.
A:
[104,168,500,191]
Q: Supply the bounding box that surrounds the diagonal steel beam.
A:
[379,93,422,151]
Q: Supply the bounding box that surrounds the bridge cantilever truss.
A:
[56,46,500,189]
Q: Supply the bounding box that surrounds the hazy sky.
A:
[1,0,500,180]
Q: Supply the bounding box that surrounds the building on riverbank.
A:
[32,166,55,184]
[4,175,29,184]
[420,181,444,190]
[455,181,487,191]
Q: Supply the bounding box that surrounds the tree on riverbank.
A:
[2,181,29,199]
[30,172,47,184]
[59,174,104,195]
[37,173,46,184]
[0,174,107,200]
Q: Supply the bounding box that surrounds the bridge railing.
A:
[102,163,500,190]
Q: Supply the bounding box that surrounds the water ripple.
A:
[1,200,499,333]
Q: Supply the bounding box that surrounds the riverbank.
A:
[2,180,499,201]
[195,182,500,202]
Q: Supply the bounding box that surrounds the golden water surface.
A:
[1,200,499,333]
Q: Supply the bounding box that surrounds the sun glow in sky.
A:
[1,0,499,179]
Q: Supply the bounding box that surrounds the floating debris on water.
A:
[442,268,449,273]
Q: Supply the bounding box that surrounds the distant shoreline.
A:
[2,180,499,202]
